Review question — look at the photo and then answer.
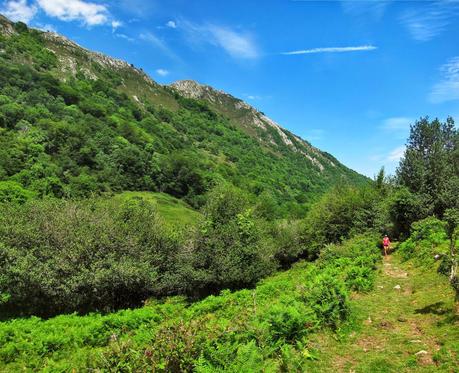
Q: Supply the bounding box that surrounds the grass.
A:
[302,251,459,372]
[0,237,456,371]
[113,191,202,227]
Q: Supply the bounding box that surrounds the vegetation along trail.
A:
[304,249,459,372]
[0,13,458,373]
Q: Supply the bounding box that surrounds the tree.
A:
[396,117,459,217]
[374,166,386,193]
[188,184,274,295]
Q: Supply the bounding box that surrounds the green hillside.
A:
[0,13,458,373]
[113,191,201,228]
[0,15,366,217]
[0,234,381,371]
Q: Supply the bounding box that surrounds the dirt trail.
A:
[306,253,459,372]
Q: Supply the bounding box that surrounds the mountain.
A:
[0,15,366,216]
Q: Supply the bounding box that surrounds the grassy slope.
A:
[303,251,459,372]
[112,191,201,227]
[0,261,318,371]
[0,240,457,371]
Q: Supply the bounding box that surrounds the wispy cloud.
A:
[381,117,413,139]
[281,45,377,55]
[116,0,156,19]
[114,33,134,42]
[156,68,169,76]
[387,145,405,162]
[166,20,176,29]
[179,20,259,60]
[139,31,167,50]
[341,0,391,20]
[209,25,259,59]
[139,31,178,60]
[399,0,459,42]
[430,56,459,103]
[303,129,325,141]
[1,0,37,23]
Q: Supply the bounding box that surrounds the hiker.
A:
[382,235,391,256]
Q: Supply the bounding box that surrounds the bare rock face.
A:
[39,30,158,88]
[170,80,333,172]
[0,14,16,36]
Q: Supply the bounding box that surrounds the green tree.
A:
[397,117,459,217]
[188,184,274,295]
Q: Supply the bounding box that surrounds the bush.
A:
[318,234,380,292]
[398,216,448,265]
[0,197,184,316]
[188,185,275,295]
[299,186,380,259]
[271,220,305,267]
[0,180,35,203]
[303,273,349,329]
[261,298,317,342]
[388,187,429,239]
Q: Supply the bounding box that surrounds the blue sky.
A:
[2,0,459,177]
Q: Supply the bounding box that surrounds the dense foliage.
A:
[0,20,364,216]
[0,235,379,372]
[396,117,459,217]
[0,16,458,372]
[0,186,278,316]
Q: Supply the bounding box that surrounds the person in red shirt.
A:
[382,235,391,256]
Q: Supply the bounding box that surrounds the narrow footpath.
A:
[304,253,459,372]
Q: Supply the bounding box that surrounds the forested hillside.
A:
[0,15,365,217]
[0,13,458,373]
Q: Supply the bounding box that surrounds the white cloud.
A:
[35,22,57,32]
[341,0,391,20]
[111,20,122,30]
[208,25,258,59]
[36,0,109,26]
[430,56,459,103]
[1,0,37,23]
[114,33,134,42]
[282,45,377,55]
[381,117,412,131]
[139,31,167,50]
[304,129,325,141]
[381,117,413,139]
[387,145,405,162]
[156,68,169,76]
[179,21,259,60]
[166,20,176,28]
[399,1,459,42]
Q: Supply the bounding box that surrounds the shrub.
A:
[344,264,375,292]
[303,273,349,329]
[0,180,35,203]
[318,234,380,292]
[299,186,380,259]
[261,298,317,343]
[398,216,448,265]
[0,197,184,316]
[187,185,275,296]
[271,220,305,267]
